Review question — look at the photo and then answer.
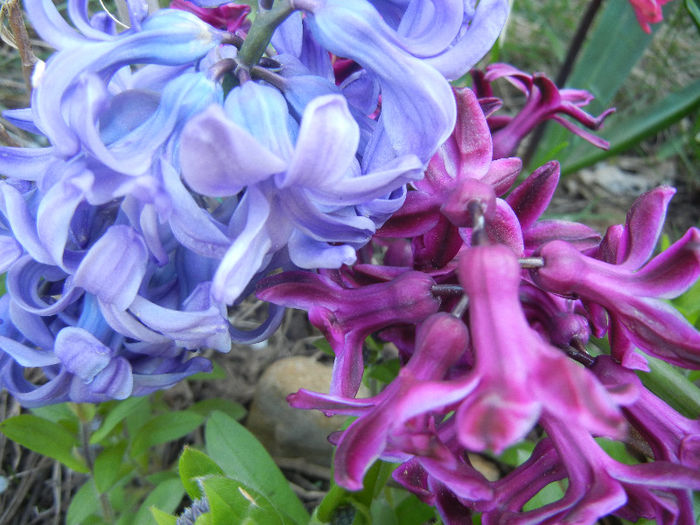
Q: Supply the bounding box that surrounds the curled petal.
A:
[74,225,148,310]
[54,327,113,382]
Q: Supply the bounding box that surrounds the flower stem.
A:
[236,0,295,70]
[637,355,700,419]
[4,0,37,93]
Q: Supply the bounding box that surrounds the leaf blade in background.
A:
[0,414,88,473]
[133,476,184,525]
[203,476,285,525]
[686,0,700,31]
[179,446,225,500]
[561,79,700,174]
[66,480,101,525]
[204,411,309,525]
[90,396,150,444]
[130,410,205,458]
[94,441,129,493]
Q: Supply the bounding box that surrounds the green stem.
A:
[76,407,115,524]
[636,355,700,419]
[236,0,295,70]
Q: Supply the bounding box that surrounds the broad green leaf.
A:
[595,437,639,465]
[66,481,101,525]
[90,396,150,444]
[189,398,246,421]
[30,402,77,424]
[370,500,398,525]
[395,493,437,525]
[179,446,225,499]
[313,338,334,357]
[561,79,700,174]
[94,441,128,493]
[126,395,155,437]
[150,507,177,525]
[195,514,213,525]
[0,414,88,473]
[203,476,285,525]
[130,410,205,458]
[673,276,700,327]
[522,480,567,511]
[497,440,536,467]
[133,477,184,525]
[204,411,309,525]
[365,358,400,385]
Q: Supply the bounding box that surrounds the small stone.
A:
[246,356,365,465]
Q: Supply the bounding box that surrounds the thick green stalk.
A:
[637,356,700,419]
[236,0,295,70]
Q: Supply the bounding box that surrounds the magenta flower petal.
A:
[259,269,440,396]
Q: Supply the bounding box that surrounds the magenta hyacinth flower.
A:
[532,187,700,370]
[472,64,615,159]
[288,312,478,490]
[455,244,624,453]
[170,0,250,32]
[257,269,440,396]
[629,0,673,33]
[593,356,700,470]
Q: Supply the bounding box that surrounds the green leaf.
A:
[150,507,177,525]
[595,437,639,465]
[0,414,88,473]
[686,0,700,31]
[313,338,334,357]
[395,494,437,525]
[130,410,205,458]
[30,402,78,424]
[204,412,309,525]
[126,395,155,437]
[94,441,128,493]
[90,396,150,444]
[133,477,184,525]
[370,500,398,525]
[497,440,536,467]
[189,398,246,421]
[203,476,285,525]
[66,481,101,525]
[179,446,225,500]
[522,480,567,511]
[366,358,400,385]
[673,277,700,327]
[561,79,700,174]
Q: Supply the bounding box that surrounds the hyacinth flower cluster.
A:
[0,0,509,406]
[259,85,700,523]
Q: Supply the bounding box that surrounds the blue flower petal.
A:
[180,105,286,197]
[73,225,148,310]
[54,326,113,382]
[279,95,359,189]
